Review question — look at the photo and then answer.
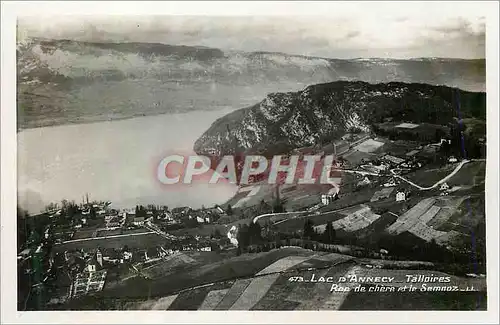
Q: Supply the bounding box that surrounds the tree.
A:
[237,224,250,249]
[17,207,30,250]
[226,204,233,216]
[272,186,285,213]
[303,219,315,240]
[258,199,272,215]
[248,222,262,245]
[213,228,222,239]
[89,207,97,219]
[321,221,336,244]
[66,201,79,218]
[44,202,58,212]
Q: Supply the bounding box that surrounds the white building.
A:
[357,177,371,187]
[133,217,145,226]
[396,191,406,202]
[383,179,397,187]
[164,212,174,221]
[448,156,458,163]
[321,189,338,205]
[440,182,450,191]
[123,251,132,261]
[96,249,103,267]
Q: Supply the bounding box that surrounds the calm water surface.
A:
[17,110,237,213]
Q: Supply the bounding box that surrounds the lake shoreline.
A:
[17,108,238,214]
[17,107,238,133]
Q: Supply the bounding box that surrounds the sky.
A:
[16,2,487,59]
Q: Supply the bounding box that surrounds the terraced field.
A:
[64,241,487,311]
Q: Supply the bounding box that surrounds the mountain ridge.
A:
[17,38,486,129]
[193,80,486,156]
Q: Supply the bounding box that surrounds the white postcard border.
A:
[1,1,499,324]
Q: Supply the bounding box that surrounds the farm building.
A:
[383,178,398,187]
[101,248,122,264]
[321,187,339,205]
[396,191,406,202]
[133,216,145,226]
[105,216,122,228]
[171,206,192,216]
[321,193,337,205]
[440,182,450,191]
[85,250,103,273]
[382,155,405,166]
[162,211,174,221]
[145,247,162,261]
[396,123,419,129]
[123,250,133,262]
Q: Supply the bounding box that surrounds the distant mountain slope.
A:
[17,38,485,129]
[193,81,486,155]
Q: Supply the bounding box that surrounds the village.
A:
[17,199,235,308]
[16,121,486,310]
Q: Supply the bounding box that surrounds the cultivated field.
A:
[136,295,178,310]
[434,195,484,232]
[354,139,385,153]
[257,255,314,276]
[405,165,456,188]
[199,289,229,310]
[97,248,315,300]
[54,232,166,252]
[446,162,486,187]
[343,150,376,165]
[215,279,253,310]
[331,205,381,232]
[386,198,437,235]
[370,188,395,202]
[141,253,197,279]
[65,247,486,311]
[230,274,281,310]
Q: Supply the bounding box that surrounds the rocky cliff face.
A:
[193,81,486,156]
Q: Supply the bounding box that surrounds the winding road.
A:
[249,158,479,226]
[391,159,470,190]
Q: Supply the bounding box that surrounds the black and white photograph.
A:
[1,1,499,323]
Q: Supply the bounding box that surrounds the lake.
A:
[17,110,238,214]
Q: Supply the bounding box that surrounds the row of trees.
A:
[236,218,338,255]
[441,119,486,159]
[372,124,449,143]
[303,219,337,244]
